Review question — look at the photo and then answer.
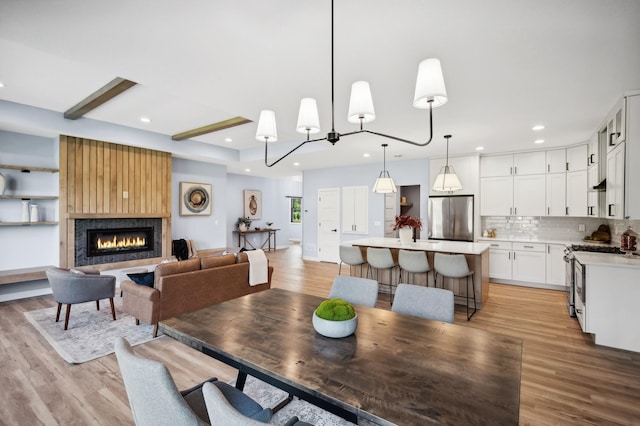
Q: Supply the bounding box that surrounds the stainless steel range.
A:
[564,244,625,317]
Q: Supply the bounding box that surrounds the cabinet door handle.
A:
[608,204,614,217]
[566,207,569,216]
[524,245,534,248]
[547,207,550,215]
[510,166,513,175]
[513,252,516,260]
[547,164,550,172]
[508,252,511,260]
[514,207,517,215]
[565,162,569,171]
[514,166,517,175]
[490,243,499,247]
[547,245,550,254]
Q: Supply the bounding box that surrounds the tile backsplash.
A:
[480,216,640,244]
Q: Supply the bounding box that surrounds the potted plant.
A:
[312,298,358,338]
[235,217,252,232]
[393,215,422,244]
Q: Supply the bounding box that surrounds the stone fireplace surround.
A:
[75,218,162,267]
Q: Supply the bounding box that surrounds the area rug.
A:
[235,376,355,426]
[24,297,160,364]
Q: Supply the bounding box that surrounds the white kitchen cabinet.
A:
[605,142,625,219]
[480,176,513,216]
[487,241,546,284]
[480,151,545,177]
[342,186,368,234]
[605,97,626,152]
[513,174,546,216]
[546,149,566,173]
[546,173,566,216]
[566,145,588,172]
[566,170,588,217]
[545,244,565,286]
[588,132,599,167]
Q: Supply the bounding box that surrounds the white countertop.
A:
[349,238,490,255]
[477,236,617,248]
[573,252,640,268]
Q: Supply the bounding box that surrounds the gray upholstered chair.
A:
[114,337,272,426]
[434,253,477,320]
[366,247,398,305]
[398,249,431,286]
[202,382,313,426]
[45,267,116,330]
[338,245,366,277]
[329,275,379,307]
[392,283,455,323]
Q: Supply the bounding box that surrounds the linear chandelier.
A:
[256,0,448,167]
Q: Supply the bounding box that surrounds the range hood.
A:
[593,179,606,191]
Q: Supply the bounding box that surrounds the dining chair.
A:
[329,275,379,307]
[398,249,431,287]
[433,253,477,320]
[392,283,455,323]
[114,337,272,426]
[338,245,366,277]
[202,382,313,426]
[366,247,398,305]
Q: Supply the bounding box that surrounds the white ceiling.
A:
[1,0,640,179]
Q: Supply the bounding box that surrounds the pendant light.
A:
[373,144,397,193]
[432,135,462,192]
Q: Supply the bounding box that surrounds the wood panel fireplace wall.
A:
[59,136,172,269]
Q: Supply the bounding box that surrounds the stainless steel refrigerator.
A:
[428,195,474,242]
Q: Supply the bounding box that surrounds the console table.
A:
[234,228,278,251]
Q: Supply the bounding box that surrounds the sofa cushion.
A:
[201,254,236,269]
[127,271,155,287]
[154,258,201,287]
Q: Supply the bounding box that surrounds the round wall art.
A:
[180,182,212,216]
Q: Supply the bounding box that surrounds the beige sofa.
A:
[120,252,273,336]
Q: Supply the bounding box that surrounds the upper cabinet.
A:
[342,186,368,234]
[606,97,626,152]
[546,149,566,173]
[566,145,588,172]
[480,151,545,177]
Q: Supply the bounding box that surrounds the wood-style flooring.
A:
[1,245,639,425]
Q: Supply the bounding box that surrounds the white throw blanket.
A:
[245,249,268,286]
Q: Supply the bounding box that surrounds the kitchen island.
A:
[348,238,491,309]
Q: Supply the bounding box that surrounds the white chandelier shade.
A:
[413,58,448,109]
[373,173,398,193]
[296,98,321,134]
[255,110,278,142]
[432,166,463,192]
[347,81,376,124]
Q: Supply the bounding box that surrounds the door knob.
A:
[331,229,337,232]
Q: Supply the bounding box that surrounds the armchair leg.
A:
[135,319,140,326]
[64,304,71,330]
[96,300,100,311]
[109,298,116,320]
[55,303,62,322]
[153,323,159,338]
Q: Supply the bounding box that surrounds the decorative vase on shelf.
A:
[239,223,247,232]
[30,204,39,223]
[21,201,30,222]
[399,227,413,245]
[0,172,5,195]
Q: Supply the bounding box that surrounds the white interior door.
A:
[318,188,340,263]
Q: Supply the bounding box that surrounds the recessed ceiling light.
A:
[532,125,545,131]
[224,137,232,143]
[244,168,251,172]
[363,153,370,158]
[534,139,545,144]
[475,146,484,151]
[0,82,5,88]
[140,117,151,123]
[293,162,300,166]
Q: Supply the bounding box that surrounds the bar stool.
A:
[366,247,398,305]
[398,250,431,287]
[339,245,366,277]
[433,253,477,320]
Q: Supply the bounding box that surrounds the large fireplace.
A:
[75,218,162,266]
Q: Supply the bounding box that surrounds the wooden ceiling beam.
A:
[172,116,252,141]
[64,77,137,120]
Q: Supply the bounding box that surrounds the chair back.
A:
[202,382,265,426]
[329,275,379,307]
[392,284,454,323]
[398,250,430,273]
[434,253,471,278]
[366,247,395,269]
[339,245,365,266]
[114,337,208,426]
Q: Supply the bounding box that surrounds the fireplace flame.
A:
[97,235,146,250]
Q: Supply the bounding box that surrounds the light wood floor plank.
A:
[1,244,639,425]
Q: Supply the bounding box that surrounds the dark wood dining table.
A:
[160,288,522,425]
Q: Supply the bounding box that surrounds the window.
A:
[290,197,302,223]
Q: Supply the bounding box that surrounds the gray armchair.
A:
[114,337,272,426]
[45,267,116,330]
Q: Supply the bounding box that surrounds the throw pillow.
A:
[127,272,155,287]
